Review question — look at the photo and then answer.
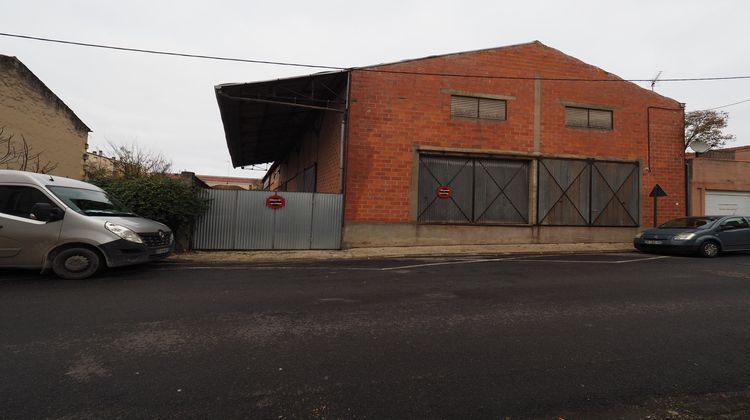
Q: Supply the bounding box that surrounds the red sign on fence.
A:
[265,194,286,209]
[436,186,453,199]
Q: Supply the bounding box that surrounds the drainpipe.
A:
[685,158,692,216]
[339,71,351,193]
[338,71,352,249]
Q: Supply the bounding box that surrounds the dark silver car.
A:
[633,215,750,257]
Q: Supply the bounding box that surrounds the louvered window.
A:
[451,95,506,121]
[565,106,613,130]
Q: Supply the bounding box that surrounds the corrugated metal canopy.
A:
[215,71,348,167]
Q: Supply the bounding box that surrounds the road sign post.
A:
[649,184,668,227]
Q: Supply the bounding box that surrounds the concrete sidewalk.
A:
[172,242,634,263]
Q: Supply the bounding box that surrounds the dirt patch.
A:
[65,354,109,382]
[715,271,750,280]
[112,328,187,354]
[547,390,750,419]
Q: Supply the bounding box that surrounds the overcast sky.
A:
[2,0,748,178]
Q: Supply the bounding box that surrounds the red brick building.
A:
[216,41,685,248]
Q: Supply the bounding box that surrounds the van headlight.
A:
[634,231,645,239]
[673,232,697,241]
[105,222,144,244]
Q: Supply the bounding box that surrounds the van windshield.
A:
[47,186,137,217]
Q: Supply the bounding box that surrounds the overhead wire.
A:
[0,32,343,70]
[2,32,750,83]
[702,98,750,111]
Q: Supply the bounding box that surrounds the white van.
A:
[0,170,174,279]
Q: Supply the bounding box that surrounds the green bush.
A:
[89,175,210,238]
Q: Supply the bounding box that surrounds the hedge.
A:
[89,175,210,238]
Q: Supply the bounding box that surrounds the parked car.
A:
[0,170,174,279]
[633,215,750,257]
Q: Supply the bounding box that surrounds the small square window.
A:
[565,106,612,130]
[451,96,478,118]
[478,98,505,120]
[451,95,506,121]
[588,109,613,130]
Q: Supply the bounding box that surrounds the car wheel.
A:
[698,240,720,258]
[52,247,102,279]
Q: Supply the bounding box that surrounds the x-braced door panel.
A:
[591,161,639,226]
[538,158,639,226]
[473,159,529,224]
[417,156,473,223]
[538,159,591,225]
[418,155,530,224]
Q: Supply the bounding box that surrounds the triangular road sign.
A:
[649,184,667,197]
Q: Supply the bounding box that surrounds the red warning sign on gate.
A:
[436,186,453,199]
[265,194,286,209]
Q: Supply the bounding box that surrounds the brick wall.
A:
[266,109,342,193]
[344,42,685,226]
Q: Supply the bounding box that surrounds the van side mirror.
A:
[31,203,64,222]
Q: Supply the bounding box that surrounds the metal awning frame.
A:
[215,71,350,168]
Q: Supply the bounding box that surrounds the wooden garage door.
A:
[538,158,639,226]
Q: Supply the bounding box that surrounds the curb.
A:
[170,242,635,264]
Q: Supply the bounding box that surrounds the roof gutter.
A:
[215,90,344,113]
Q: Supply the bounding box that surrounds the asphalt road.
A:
[2,251,750,419]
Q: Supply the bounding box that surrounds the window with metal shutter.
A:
[588,109,613,130]
[451,96,478,118]
[565,107,589,127]
[478,98,506,120]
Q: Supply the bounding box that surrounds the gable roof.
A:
[216,41,681,167]
[356,40,680,106]
[0,54,91,133]
[358,40,545,70]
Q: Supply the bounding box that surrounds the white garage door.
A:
[705,190,750,215]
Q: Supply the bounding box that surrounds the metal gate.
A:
[538,158,639,226]
[192,190,343,250]
[418,155,530,224]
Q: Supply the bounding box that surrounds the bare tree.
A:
[0,127,58,173]
[685,110,736,150]
[0,128,14,165]
[106,142,172,179]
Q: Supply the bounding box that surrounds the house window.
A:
[451,96,506,121]
[565,106,613,130]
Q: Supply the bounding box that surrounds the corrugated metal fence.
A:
[193,190,343,250]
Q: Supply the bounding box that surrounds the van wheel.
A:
[698,240,720,258]
[52,248,102,279]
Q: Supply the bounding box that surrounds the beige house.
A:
[83,150,117,179]
[195,175,262,190]
[687,145,750,215]
[0,55,90,179]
